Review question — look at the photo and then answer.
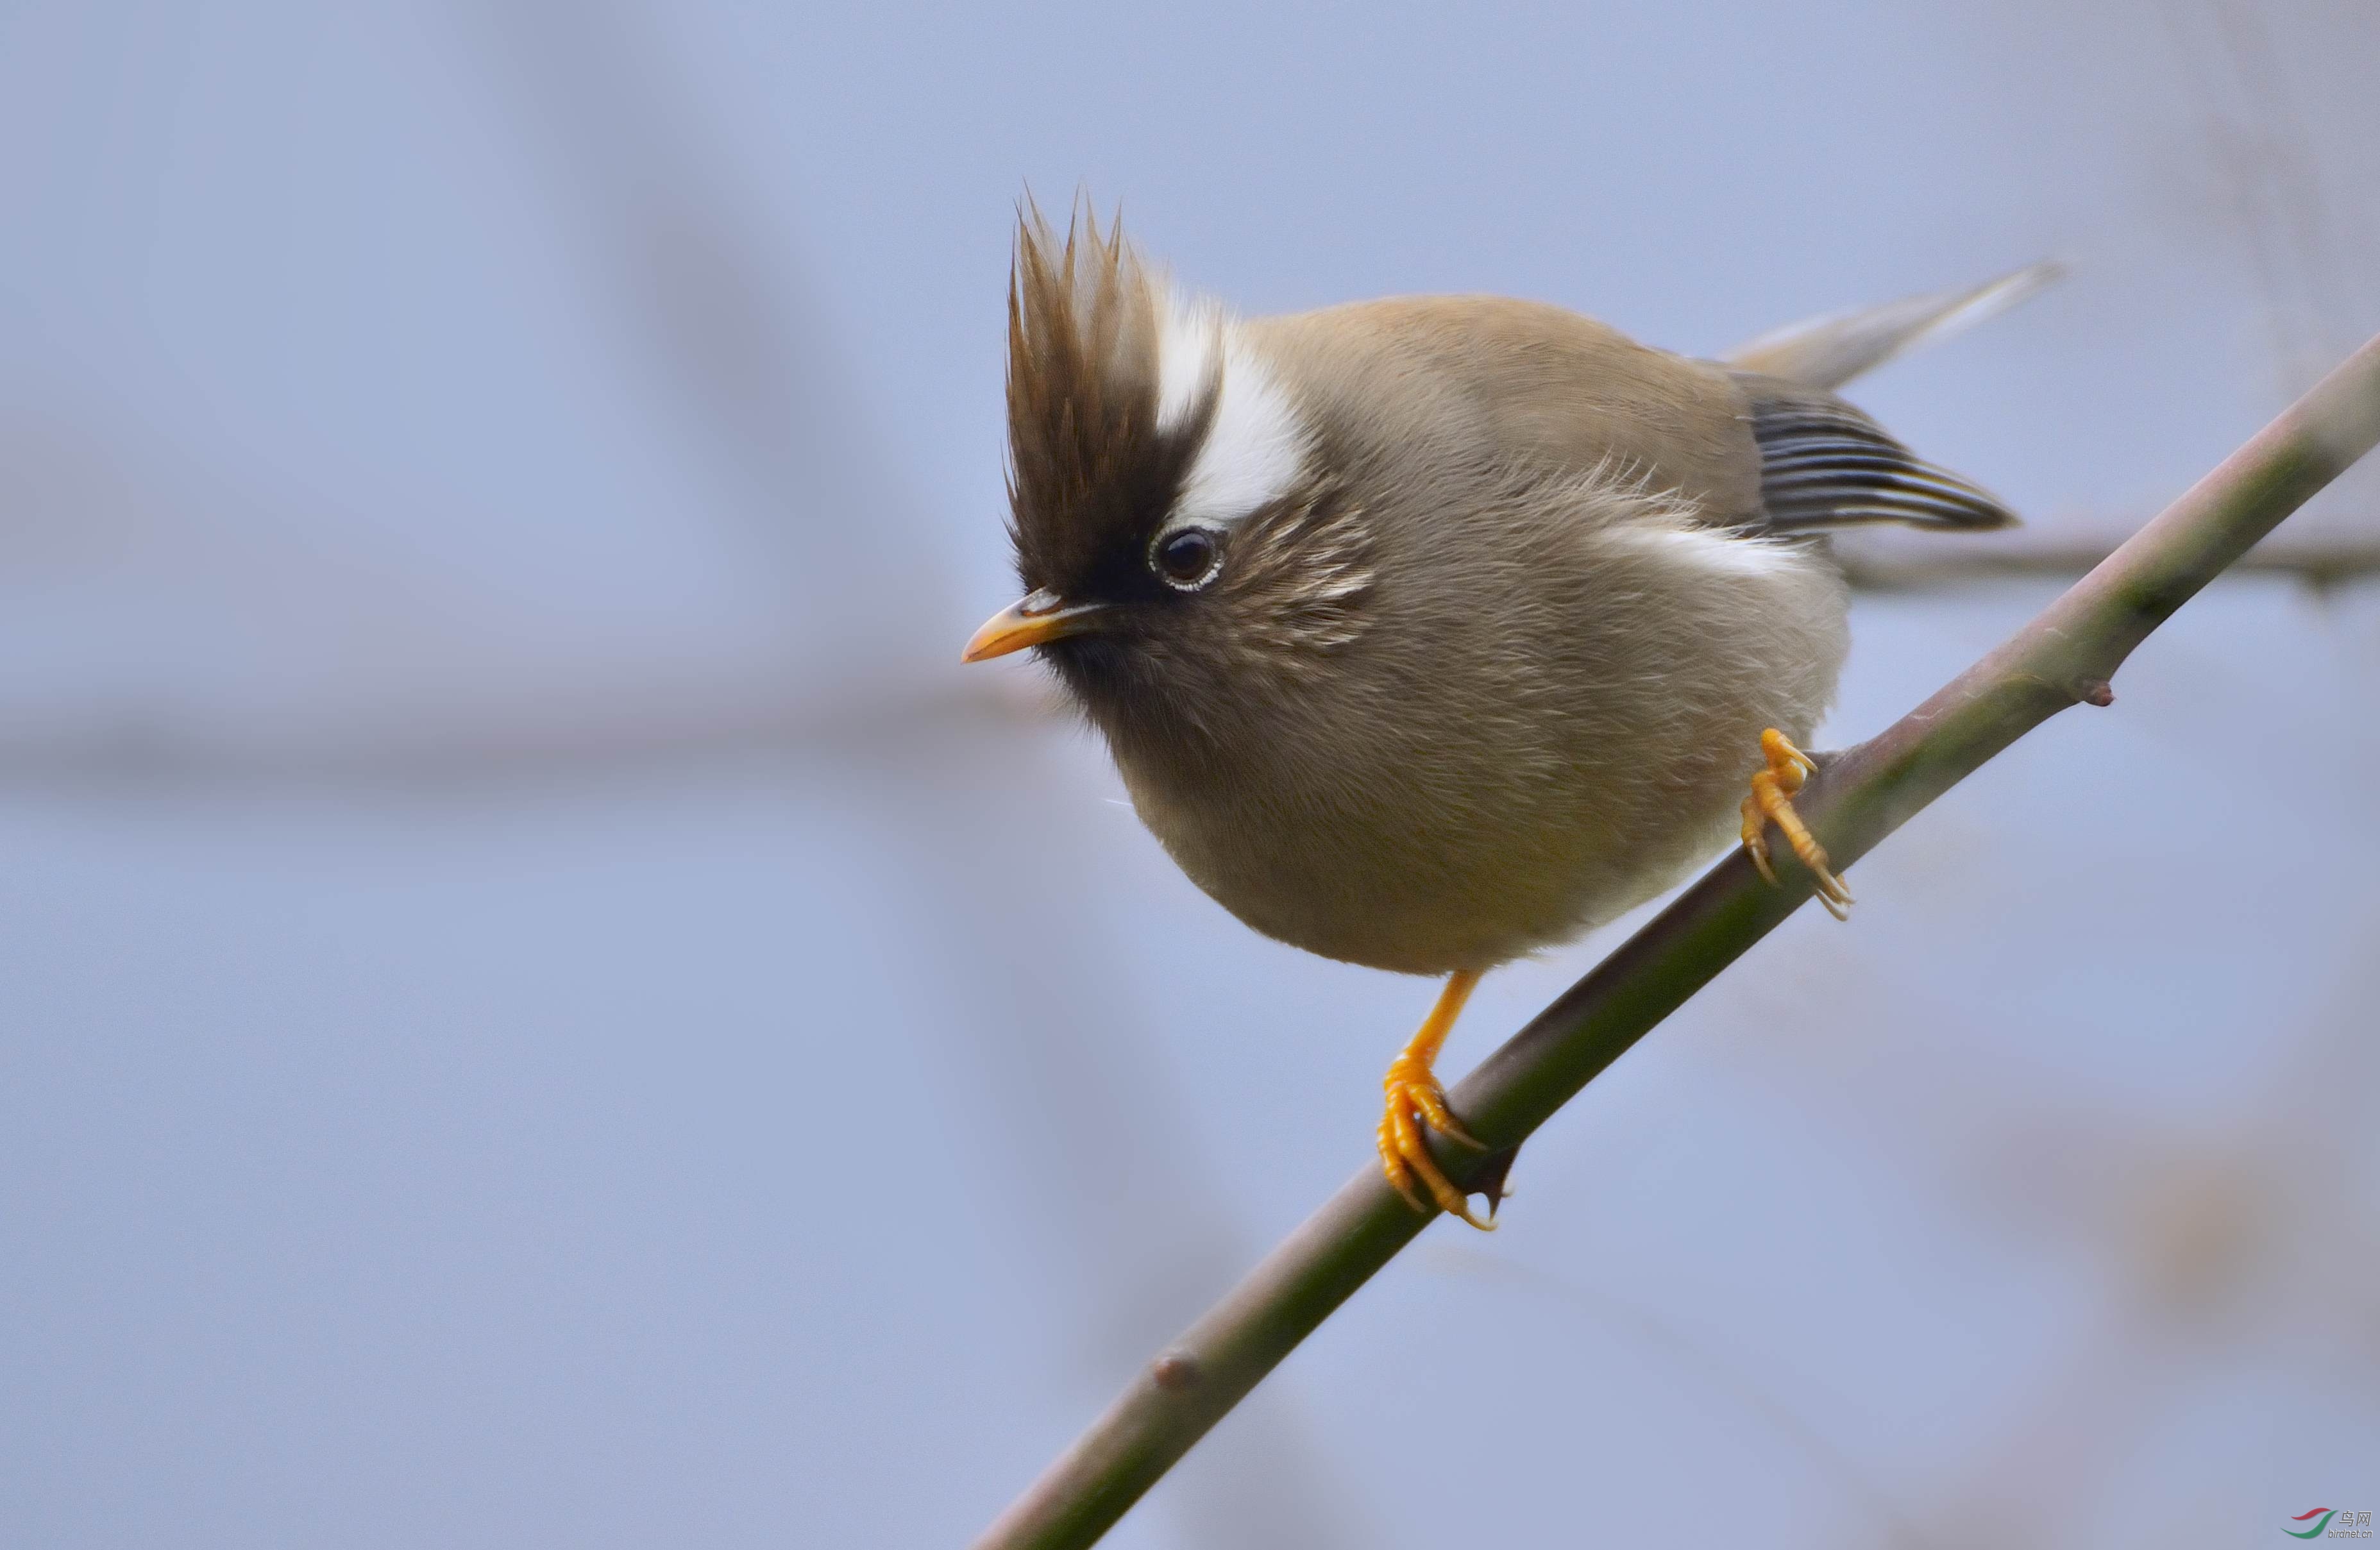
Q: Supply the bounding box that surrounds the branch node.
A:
[1150,1353,1201,1392]
[2073,677,2116,707]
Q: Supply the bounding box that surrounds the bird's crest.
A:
[1006,199,1218,596]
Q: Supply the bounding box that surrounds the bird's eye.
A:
[1152,527,1222,590]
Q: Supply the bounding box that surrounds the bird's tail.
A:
[1722,260,2063,391]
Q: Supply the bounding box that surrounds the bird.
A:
[963,203,2050,1228]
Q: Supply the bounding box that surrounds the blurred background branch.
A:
[0,530,2366,793]
[1832,530,2380,591]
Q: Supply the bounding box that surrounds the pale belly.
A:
[1102,520,1852,976]
[1119,700,1802,976]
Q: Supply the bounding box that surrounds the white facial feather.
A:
[1154,293,1220,434]
[1156,290,1306,531]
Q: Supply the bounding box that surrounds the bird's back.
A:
[1251,294,2017,539]
[1249,295,1767,522]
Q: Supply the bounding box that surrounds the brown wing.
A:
[1251,296,1768,522]
[1252,294,2016,535]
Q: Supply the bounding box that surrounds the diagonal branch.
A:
[974,330,2380,1550]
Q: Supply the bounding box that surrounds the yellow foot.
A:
[1739,728,1854,920]
[1376,970,1498,1230]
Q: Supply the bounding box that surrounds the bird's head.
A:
[962,204,1375,742]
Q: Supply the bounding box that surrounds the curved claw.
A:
[1740,729,1853,919]
[1375,972,1498,1231]
[1380,1086,1496,1231]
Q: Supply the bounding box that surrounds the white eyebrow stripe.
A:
[1155,292,1219,435]
[1160,299,1307,530]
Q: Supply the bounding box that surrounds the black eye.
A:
[1152,528,1221,589]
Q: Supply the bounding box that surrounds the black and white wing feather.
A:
[1734,373,2018,534]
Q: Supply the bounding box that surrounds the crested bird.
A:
[965,205,2051,1227]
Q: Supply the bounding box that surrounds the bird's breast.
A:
[1098,495,1852,977]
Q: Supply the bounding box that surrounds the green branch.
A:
[974,330,2380,1550]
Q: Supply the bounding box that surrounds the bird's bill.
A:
[960,589,1112,662]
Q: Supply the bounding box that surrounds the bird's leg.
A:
[1378,968,1497,1230]
[1739,728,1853,920]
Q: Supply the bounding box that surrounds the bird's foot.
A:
[1740,728,1853,920]
[1378,1054,1496,1229]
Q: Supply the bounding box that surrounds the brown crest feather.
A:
[1005,199,1217,599]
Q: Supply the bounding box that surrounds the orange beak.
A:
[960,589,1113,663]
